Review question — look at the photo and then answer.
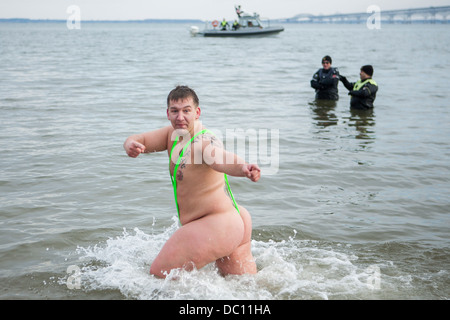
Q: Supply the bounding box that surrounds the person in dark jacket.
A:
[340,65,378,109]
[311,56,340,101]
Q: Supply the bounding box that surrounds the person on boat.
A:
[232,20,240,30]
[123,85,260,278]
[340,65,378,109]
[235,5,244,17]
[310,55,340,101]
[221,18,229,30]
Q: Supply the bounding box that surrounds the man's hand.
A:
[242,164,261,182]
[124,140,146,158]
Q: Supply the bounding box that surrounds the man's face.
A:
[322,60,331,70]
[360,70,370,80]
[167,97,201,132]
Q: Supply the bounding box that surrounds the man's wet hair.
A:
[167,85,200,107]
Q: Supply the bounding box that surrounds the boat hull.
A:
[200,26,284,37]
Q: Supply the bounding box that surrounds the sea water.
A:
[0,22,449,299]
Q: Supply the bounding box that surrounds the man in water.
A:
[310,55,340,101]
[123,86,260,278]
[340,65,378,109]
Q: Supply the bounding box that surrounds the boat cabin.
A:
[238,13,263,28]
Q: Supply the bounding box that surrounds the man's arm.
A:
[124,126,171,158]
[310,71,321,90]
[201,139,261,182]
[213,150,261,182]
[339,75,354,91]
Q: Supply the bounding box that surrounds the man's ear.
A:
[196,106,201,119]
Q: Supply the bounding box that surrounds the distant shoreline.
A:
[0,18,448,24]
[0,18,204,24]
[2,6,449,25]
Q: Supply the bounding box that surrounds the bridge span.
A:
[284,6,450,23]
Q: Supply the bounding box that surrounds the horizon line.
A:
[2,5,450,22]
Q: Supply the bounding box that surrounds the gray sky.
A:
[1,0,450,20]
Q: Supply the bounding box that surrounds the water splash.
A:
[67,218,413,300]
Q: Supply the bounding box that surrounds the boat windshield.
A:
[240,16,262,28]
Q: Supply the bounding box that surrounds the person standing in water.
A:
[123,86,260,278]
[311,55,340,101]
[340,65,378,109]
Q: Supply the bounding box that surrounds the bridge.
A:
[284,6,450,23]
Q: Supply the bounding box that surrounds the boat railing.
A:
[260,17,272,27]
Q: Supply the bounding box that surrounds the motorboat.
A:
[190,6,284,37]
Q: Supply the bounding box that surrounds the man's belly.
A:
[177,185,237,225]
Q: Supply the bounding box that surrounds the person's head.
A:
[360,65,374,80]
[166,85,201,132]
[322,55,332,70]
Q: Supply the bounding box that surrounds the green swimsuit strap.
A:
[169,129,240,223]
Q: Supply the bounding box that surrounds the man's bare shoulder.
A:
[195,130,224,149]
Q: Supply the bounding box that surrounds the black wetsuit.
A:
[341,76,378,109]
[311,67,340,101]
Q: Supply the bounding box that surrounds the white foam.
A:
[68,219,405,299]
